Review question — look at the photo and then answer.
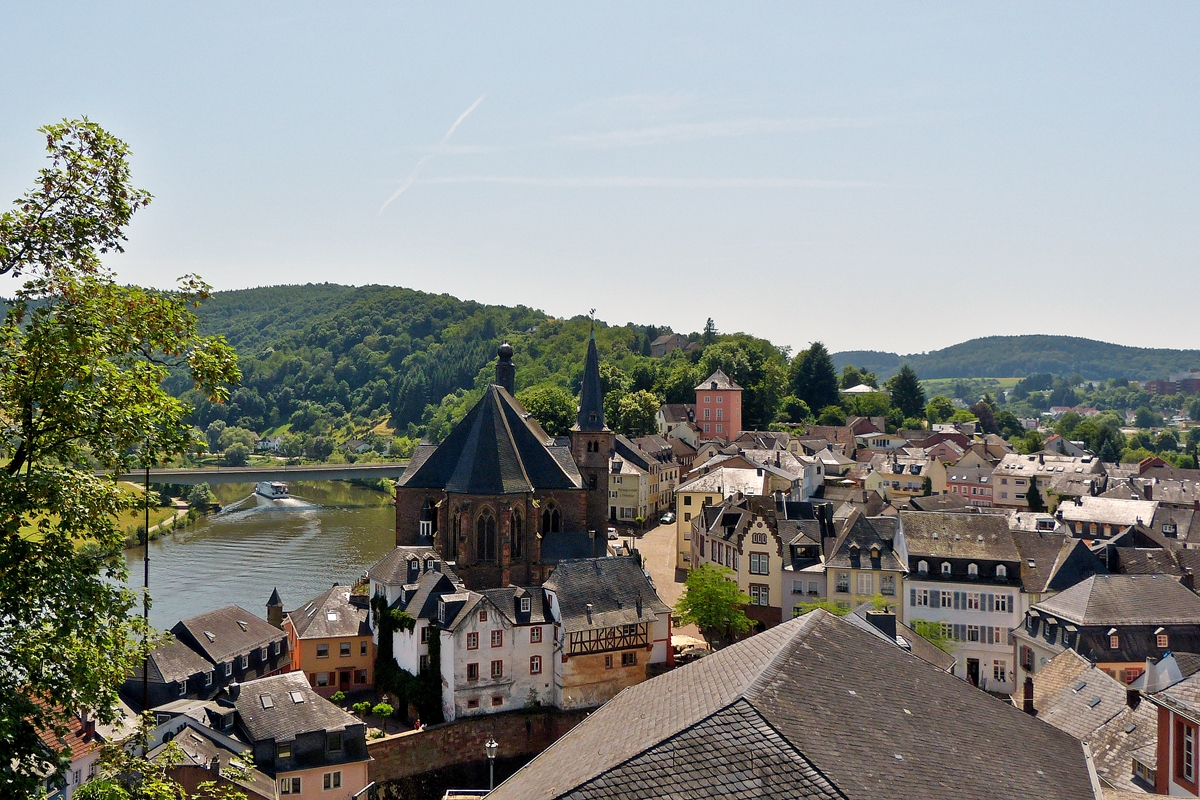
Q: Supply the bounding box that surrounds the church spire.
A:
[574,324,607,432]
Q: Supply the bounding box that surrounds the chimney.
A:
[1022,677,1035,715]
[1184,569,1195,593]
[209,756,221,772]
[586,603,593,624]
[636,593,643,617]
[227,682,241,701]
[495,342,516,395]
[1126,688,1142,709]
[1146,484,1153,501]
[864,610,897,641]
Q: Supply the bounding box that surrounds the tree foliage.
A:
[789,342,839,414]
[886,365,926,419]
[516,383,576,436]
[674,564,754,648]
[0,119,239,796]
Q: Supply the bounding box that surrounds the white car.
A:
[607,527,618,540]
[660,512,676,524]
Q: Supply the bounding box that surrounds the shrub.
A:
[352,701,372,716]
[371,702,394,718]
[330,690,346,704]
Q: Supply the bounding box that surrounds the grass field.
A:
[19,481,177,541]
[921,377,1021,399]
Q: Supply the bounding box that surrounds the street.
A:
[637,522,701,639]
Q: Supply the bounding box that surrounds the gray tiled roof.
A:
[172,606,283,665]
[1011,532,1105,594]
[824,516,905,572]
[694,369,741,391]
[399,384,582,494]
[234,671,359,743]
[561,699,846,800]
[543,556,670,634]
[1034,573,1200,626]
[286,585,371,639]
[489,611,1098,800]
[366,545,443,585]
[1088,704,1158,793]
[900,511,1019,560]
[478,586,550,626]
[146,635,214,683]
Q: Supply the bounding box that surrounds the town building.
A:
[694,369,742,443]
[1013,574,1200,687]
[630,434,680,513]
[991,452,1104,510]
[233,672,370,800]
[35,711,102,800]
[648,332,692,358]
[655,403,695,438]
[825,512,908,618]
[945,465,995,507]
[673,466,772,570]
[1057,495,1160,539]
[124,606,290,711]
[1143,653,1200,795]
[392,338,610,589]
[487,610,1103,800]
[901,512,1025,693]
[283,585,374,698]
[689,495,833,629]
[608,451,649,524]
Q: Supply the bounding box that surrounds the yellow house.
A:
[864,454,947,502]
[674,467,768,570]
[283,586,374,698]
[824,512,908,621]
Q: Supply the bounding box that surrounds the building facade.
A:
[695,369,742,443]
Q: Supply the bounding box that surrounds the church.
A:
[393,333,612,590]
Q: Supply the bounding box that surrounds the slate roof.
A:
[543,556,670,634]
[574,332,608,432]
[400,571,461,621]
[900,511,1018,560]
[144,635,216,683]
[1011,532,1105,594]
[658,403,695,424]
[234,671,359,743]
[149,722,276,800]
[1088,704,1158,793]
[846,603,957,672]
[1033,574,1200,626]
[540,532,600,563]
[478,586,551,626]
[366,545,443,586]
[286,585,371,639]
[399,384,582,494]
[824,515,905,572]
[695,369,741,391]
[1059,496,1159,528]
[172,606,283,666]
[676,466,765,497]
[489,610,1098,800]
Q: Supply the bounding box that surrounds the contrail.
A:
[379,94,485,214]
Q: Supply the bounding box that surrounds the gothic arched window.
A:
[476,509,497,563]
[512,508,524,559]
[541,504,561,534]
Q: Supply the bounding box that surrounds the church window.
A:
[512,508,524,559]
[542,505,561,534]
[476,509,497,563]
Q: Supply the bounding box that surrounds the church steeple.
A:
[574,326,607,432]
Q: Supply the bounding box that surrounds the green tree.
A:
[886,365,926,419]
[840,364,877,389]
[1189,398,1200,424]
[701,318,718,346]
[793,600,849,617]
[614,389,662,437]
[223,441,251,466]
[1134,406,1162,429]
[925,395,955,424]
[697,336,787,428]
[1015,430,1044,455]
[1026,476,1047,513]
[778,395,813,424]
[994,409,1024,439]
[217,425,257,451]
[910,619,955,655]
[675,564,754,648]
[187,482,217,508]
[817,405,847,426]
[1156,430,1180,453]
[516,383,576,436]
[789,342,839,414]
[0,119,239,796]
[969,401,998,435]
[205,419,227,453]
[1054,411,1083,438]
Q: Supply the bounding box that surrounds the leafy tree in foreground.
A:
[886,365,926,419]
[675,564,753,649]
[911,619,955,655]
[0,119,239,796]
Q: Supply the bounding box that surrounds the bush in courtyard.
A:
[371,702,394,718]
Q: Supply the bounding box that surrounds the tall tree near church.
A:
[0,119,240,795]
[789,342,839,414]
[886,365,927,419]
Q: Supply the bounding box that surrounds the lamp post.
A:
[484,736,498,791]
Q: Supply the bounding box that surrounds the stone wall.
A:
[367,707,588,798]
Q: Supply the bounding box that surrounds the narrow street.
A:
[637,522,701,640]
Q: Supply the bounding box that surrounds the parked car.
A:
[660,512,676,524]
[607,527,618,540]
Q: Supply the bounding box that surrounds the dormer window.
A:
[918,560,928,575]
[968,563,979,577]
[941,562,952,576]
[996,565,1007,579]
[521,597,531,613]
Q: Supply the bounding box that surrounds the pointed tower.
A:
[571,326,613,549]
[266,587,283,629]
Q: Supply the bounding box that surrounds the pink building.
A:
[695,370,742,443]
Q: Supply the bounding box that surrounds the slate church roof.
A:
[488,610,1098,800]
[399,384,582,494]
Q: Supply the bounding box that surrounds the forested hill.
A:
[833,336,1200,382]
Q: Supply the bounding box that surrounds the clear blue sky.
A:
[2,3,1197,355]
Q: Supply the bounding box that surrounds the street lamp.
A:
[484,737,499,791]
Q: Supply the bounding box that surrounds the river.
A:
[124,482,396,630]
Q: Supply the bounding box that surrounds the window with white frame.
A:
[993,661,1007,683]
[995,594,1010,613]
[836,573,850,593]
[752,532,767,544]
[749,584,770,606]
[915,588,929,607]
[530,655,542,675]
[749,553,770,575]
[917,560,928,575]
[1184,721,1197,783]
[240,654,248,669]
[792,580,805,594]
[260,646,268,661]
[204,670,213,686]
[1159,633,1170,648]
[521,596,531,613]
[224,661,232,676]
[941,562,952,576]
[968,563,978,577]
[941,592,953,608]
[996,564,1008,579]
[178,680,187,696]
[967,625,980,642]
[856,573,873,596]
[967,592,981,611]
[280,777,301,794]
[323,771,341,790]
[1110,634,1120,649]
[880,575,895,596]
[530,626,542,644]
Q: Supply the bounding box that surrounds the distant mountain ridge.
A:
[833,335,1200,381]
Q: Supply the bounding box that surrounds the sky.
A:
[1,3,1197,355]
